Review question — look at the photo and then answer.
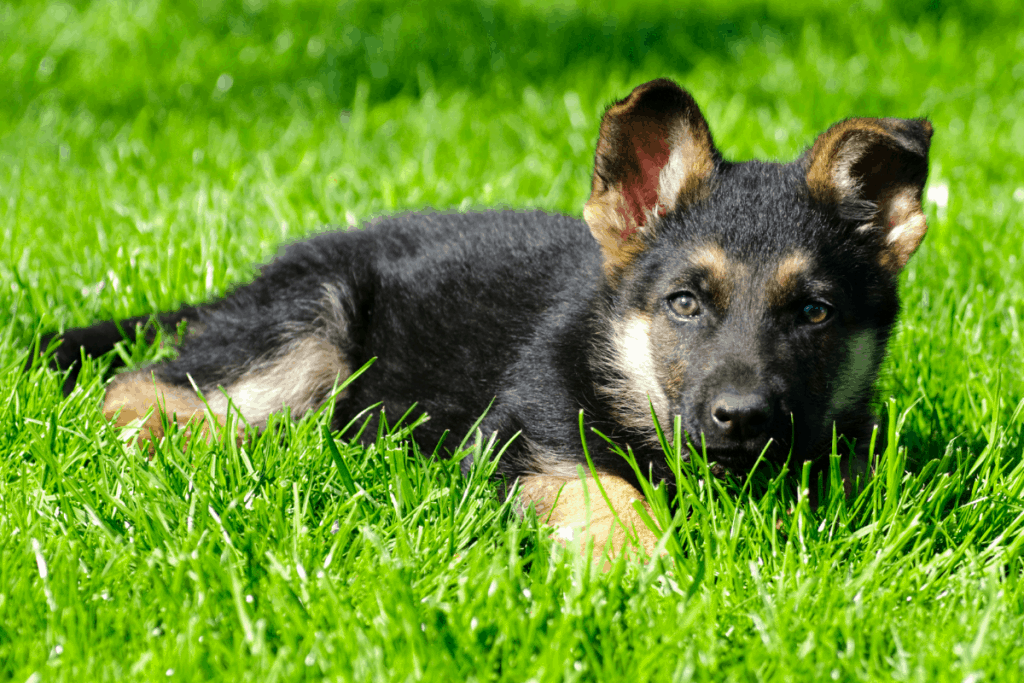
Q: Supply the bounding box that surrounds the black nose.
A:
[710,391,771,439]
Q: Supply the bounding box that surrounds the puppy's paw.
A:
[518,472,661,563]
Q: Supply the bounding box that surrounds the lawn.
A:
[2,0,1024,680]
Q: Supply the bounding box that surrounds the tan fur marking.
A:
[767,250,812,307]
[881,187,928,269]
[657,123,716,209]
[103,370,225,444]
[205,335,350,430]
[582,198,648,278]
[688,243,736,310]
[689,243,729,281]
[518,472,659,561]
[595,313,671,439]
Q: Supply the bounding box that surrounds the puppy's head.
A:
[587,79,932,469]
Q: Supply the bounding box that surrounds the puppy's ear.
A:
[804,117,933,272]
[584,79,720,275]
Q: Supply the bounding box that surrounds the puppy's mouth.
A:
[698,447,763,470]
[680,439,791,472]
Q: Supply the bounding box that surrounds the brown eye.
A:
[668,292,701,318]
[802,303,832,325]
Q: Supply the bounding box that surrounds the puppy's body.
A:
[169,210,605,461]
[41,80,933,555]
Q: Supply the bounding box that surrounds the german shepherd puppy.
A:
[38,79,932,556]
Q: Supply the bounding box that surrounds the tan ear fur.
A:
[584,79,720,277]
[804,117,933,272]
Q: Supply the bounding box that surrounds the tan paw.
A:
[518,472,661,563]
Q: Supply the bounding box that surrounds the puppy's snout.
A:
[710,391,771,440]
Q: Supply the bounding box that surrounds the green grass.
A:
[2,0,1024,680]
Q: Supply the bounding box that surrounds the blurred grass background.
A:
[4,0,1022,112]
[2,0,1024,680]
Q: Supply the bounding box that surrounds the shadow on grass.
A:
[6,0,1013,117]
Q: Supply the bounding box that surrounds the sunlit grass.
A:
[2,0,1023,680]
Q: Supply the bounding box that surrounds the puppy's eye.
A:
[667,292,701,318]
[801,302,832,325]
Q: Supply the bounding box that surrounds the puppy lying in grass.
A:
[38,79,932,558]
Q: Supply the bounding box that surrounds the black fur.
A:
[40,307,200,396]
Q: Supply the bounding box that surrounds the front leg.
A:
[518,472,661,560]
